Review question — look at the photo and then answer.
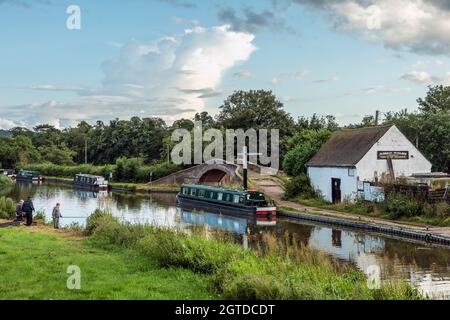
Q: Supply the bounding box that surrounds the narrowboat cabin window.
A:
[190,188,196,196]
[198,189,205,197]
[182,187,188,195]
[217,193,223,201]
[233,195,240,203]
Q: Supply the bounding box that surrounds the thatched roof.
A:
[306,125,392,167]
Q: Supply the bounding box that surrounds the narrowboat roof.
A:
[181,184,261,195]
[18,170,41,174]
[75,173,104,179]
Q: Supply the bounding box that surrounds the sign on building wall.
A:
[377,151,409,160]
[358,181,385,202]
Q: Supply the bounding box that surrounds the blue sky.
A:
[1,0,450,129]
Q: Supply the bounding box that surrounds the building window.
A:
[348,168,356,177]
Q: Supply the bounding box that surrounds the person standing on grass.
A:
[52,203,62,229]
[15,200,24,222]
[22,197,35,226]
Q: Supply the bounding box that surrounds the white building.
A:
[306,125,432,203]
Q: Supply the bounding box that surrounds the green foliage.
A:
[38,144,76,165]
[216,90,295,135]
[137,229,245,274]
[284,174,317,199]
[0,196,15,219]
[85,209,115,236]
[0,227,214,299]
[88,212,422,300]
[21,163,115,178]
[0,135,41,168]
[417,85,450,114]
[0,175,13,196]
[385,192,423,219]
[115,157,141,181]
[283,129,332,176]
[34,209,46,221]
[20,160,179,183]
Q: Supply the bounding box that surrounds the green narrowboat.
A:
[16,170,43,182]
[177,184,277,216]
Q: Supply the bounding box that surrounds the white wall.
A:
[308,166,358,202]
[356,126,432,182]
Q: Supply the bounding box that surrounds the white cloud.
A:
[296,0,450,55]
[0,118,19,130]
[400,70,450,86]
[234,70,254,78]
[100,25,256,121]
[401,71,435,85]
[3,25,256,127]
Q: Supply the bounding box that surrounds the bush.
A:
[21,160,180,183]
[284,174,317,199]
[433,202,450,219]
[385,192,421,219]
[85,209,113,236]
[0,175,13,196]
[136,229,245,273]
[0,196,16,219]
[34,209,46,221]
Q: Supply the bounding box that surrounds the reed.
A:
[87,211,423,300]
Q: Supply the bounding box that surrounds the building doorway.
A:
[331,178,341,204]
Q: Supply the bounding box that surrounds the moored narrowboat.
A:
[177,184,277,217]
[0,169,15,179]
[74,174,108,191]
[16,170,43,182]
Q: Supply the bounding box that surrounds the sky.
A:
[1,0,450,129]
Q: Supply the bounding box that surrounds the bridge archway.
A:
[196,163,240,185]
[198,169,229,185]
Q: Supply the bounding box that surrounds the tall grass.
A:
[86,210,422,300]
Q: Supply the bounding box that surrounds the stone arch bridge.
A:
[153,161,243,185]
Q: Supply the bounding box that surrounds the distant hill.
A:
[0,129,12,137]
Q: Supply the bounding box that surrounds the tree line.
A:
[0,87,449,175]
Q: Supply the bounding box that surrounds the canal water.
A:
[7,182,450,299]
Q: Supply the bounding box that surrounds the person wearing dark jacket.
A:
[22,197,35,226]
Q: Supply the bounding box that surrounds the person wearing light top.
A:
[52,203,62,229]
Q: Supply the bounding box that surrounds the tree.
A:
[0,135,41,167]
[282,129,332,176]
[216,90,295,136]
[38,144,76,165]
[382,85,450,172]
[417,85,450,114]
[216,90,296,164]
[296,114,339,131]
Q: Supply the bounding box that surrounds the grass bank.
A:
[0,212,423,300]
[83,211,421,300]
[0,225,216,300]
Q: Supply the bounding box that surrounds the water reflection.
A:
[6,182,450,299]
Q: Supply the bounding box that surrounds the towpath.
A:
[250,174,450,238]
